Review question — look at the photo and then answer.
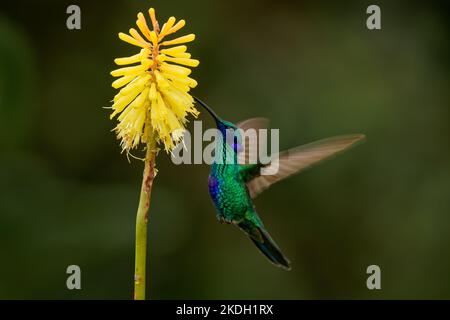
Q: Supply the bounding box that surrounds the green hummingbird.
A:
[194,97,365,270]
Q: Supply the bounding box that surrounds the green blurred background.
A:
[0,0,449,299]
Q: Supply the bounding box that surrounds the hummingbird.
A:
[194,97,365,270]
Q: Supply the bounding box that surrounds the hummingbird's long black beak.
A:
[193,96,221,122]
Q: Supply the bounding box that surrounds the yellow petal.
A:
[161,34,195,46]
[150,97,161,124]
[170,81,190,93]
[149,31,158,46]
[133,110,146,144]
[119,75,149,97]
[118,32,148,48]
[154,70,170,89]
[110,86,143,118]
[165,107,183,133]
[114,53,142,65]
[151,93,168,132]
[160,45,187,56]
[112,75,135,88]
[164,56,199,67]
[136,12,152,40]
[159,17,176,39]
[165,51,191,59]
[111,64,147,77]
[156,54,167,62]
[130,87,149,110]
[160,62,192,77]
[117,101,133,121]
[160,89,188,119]
[149,8,158,30]
[164,73,197,88]
[189,106,200,117]
[167,20,185,35]
[129,28,150,46]
[141,58,153,67]
[148,83,157,101]
[160,86,193,115]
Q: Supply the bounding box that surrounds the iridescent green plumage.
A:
[195,97,365,270]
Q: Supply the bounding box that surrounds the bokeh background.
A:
[0,0,449,299]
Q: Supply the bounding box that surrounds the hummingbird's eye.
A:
[232,136,243,153]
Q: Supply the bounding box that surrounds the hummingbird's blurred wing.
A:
[236,118,269,165]
[246,134,366,198]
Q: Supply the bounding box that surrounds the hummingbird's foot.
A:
[218,216,233,224]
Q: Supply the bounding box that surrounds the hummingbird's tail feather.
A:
[247,226,291,270]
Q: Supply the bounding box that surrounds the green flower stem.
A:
[134,141,157,300]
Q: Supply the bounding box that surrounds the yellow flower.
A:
[110,8,200,153]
